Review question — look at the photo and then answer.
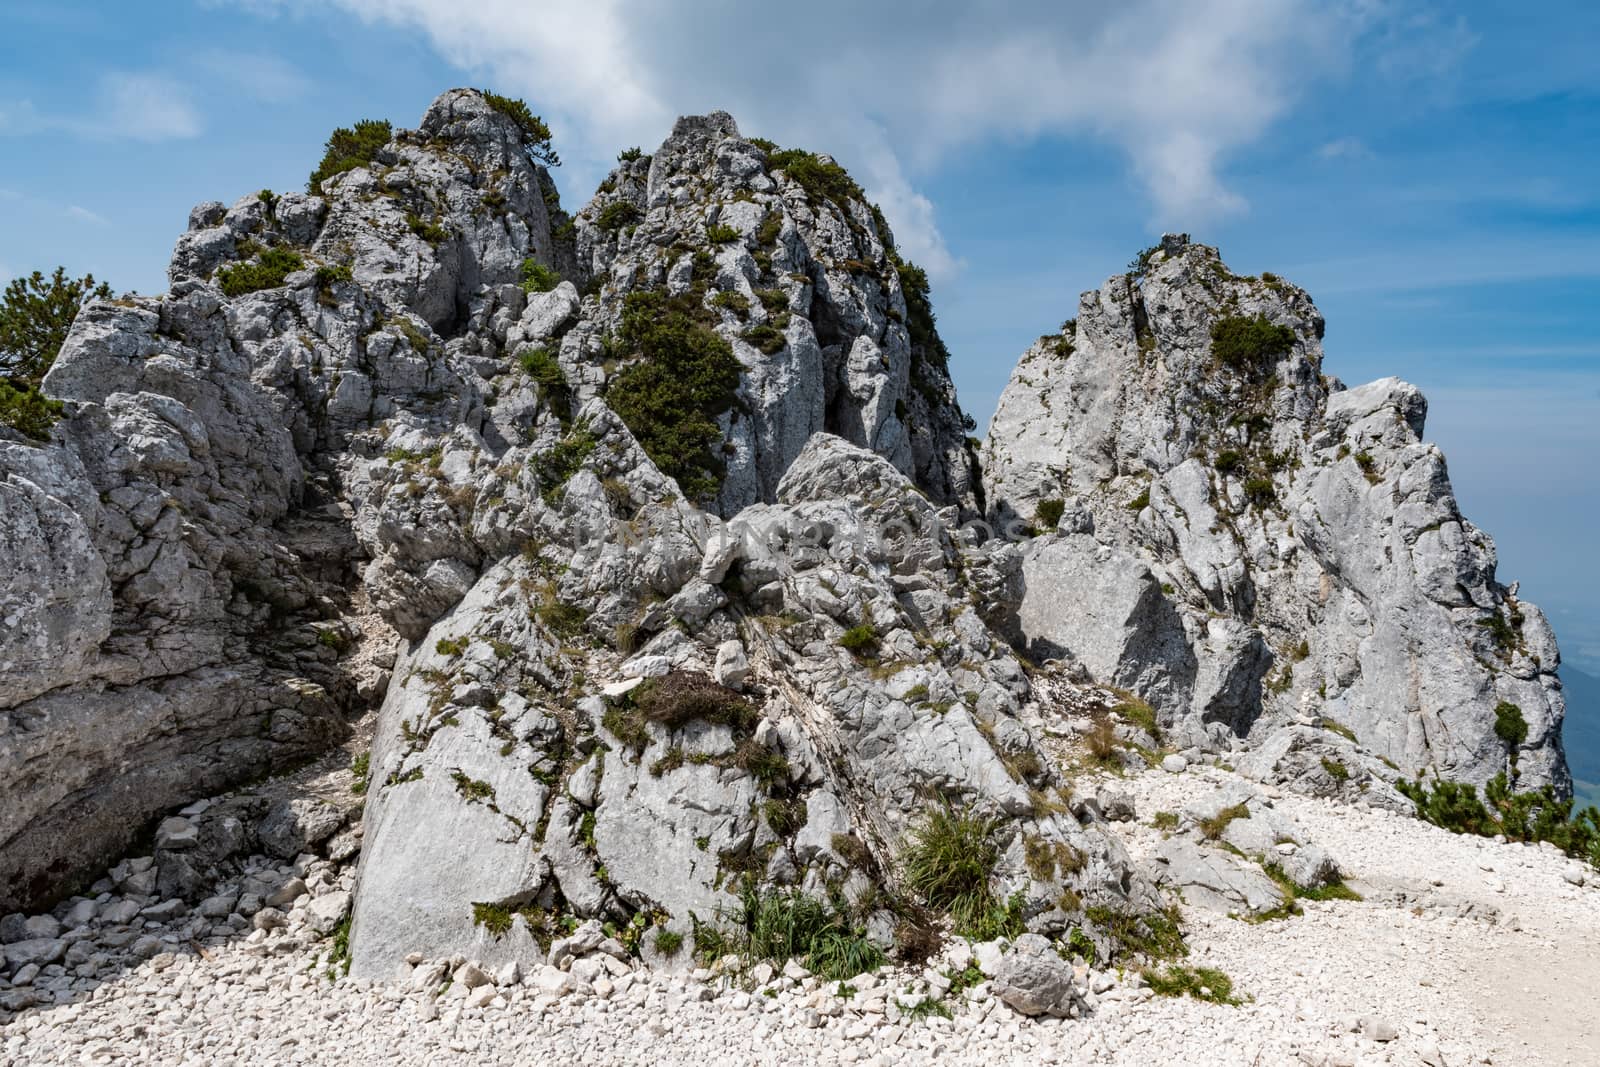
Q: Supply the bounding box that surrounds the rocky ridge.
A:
[0,86,1583,1051]
[984,234,1567,792]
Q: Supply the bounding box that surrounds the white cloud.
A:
[230,1,1450,279]
[1318,137,1373,160]
[0,72,201,141]
[64,205,108,226]
[98,73,202,141]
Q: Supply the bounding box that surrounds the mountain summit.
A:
[0,92,1578,1003]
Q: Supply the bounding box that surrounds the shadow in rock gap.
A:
[0,733,373,1024]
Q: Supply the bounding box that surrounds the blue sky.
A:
[4,1,1599,674]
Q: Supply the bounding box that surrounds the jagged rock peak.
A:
[984,238,1568,795]
[557,107,979,518]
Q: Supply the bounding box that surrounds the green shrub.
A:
[520,258,562,293]
[837,623,880,658]
[652,928,683,956]
[710,290,750,313]
[1198,802,1250,841]
[435,635,469,657]
[217,247,305,298]
[893,255,951,372]
[0,381,65,441]
[1214,449,1243,474]
[901,802,1021,938]
[767,148,863,209]
[741,323,786,354]
[350,751,371,796]
[1142,965,1244,1005]
[1398,772,1600,869]
[519,346,571,417]
[1209,314,1296,371]
[407,213,450,244]
[314,263,352,287]
[1320,757,1350,782]
[1,267,111,385]
[633,670,754,731]
[596,201,642,231]
[605,288,743,501]
[726,886,884,981]
[1493,701,1528,750]
[532,421,597,504]
[1035,498,1065,530]
[1127,245,1161,278]
[478,91,559,165]
[309,118,392,193]
[1084,904,1187,961]
[1127,487,1150,511]
[705,222,740,245]
[1242,476,1276,506]
[618,146,644,163]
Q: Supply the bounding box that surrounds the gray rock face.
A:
[0,87,566,909]
[985,236,1569,793]
[346,431,1156,977]
[568,113,979,518]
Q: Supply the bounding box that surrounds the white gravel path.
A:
[6,763,1596,1067]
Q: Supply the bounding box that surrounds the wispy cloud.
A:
[0,72,201,141]
[64,204,108,226]
[1318,137,1372,160]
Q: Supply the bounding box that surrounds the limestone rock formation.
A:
[0,86,1574,996]
[984,235,1568,792]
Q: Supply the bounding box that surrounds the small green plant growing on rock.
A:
[1085,904,1187,961]
[1242,476,1276,506]
[1142,964,1245,1005]
[1198,803,1250,841]
[652,928,683,957]
[902,802,1021,939]
[532,421,597,505]
[520,258,561,293]
[217,247,305,298]
[596,201,642,231]
[1209,314,1296,372]
[1493,701,1528,753]
[2,267,112,386]
[451,770,495,803]
[350,751,371,796]
[605,286,743,501]
[478,91,560,165]
[705,222,740,245]
[633,670,753,731]
[435,635,469,657]
[1034,498,1065,530]
[308,118,392,192]
[837,622,880,659]
[0,382,65,441]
